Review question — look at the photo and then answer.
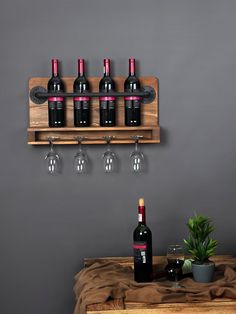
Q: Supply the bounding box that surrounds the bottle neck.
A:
[138,205,146,225]
[52,59,59,77]
[104,59,110,77]
[129,58,135,76]
[78,59,85,77]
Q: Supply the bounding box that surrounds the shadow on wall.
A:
[160,127,168,146]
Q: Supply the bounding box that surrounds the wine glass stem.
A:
[50,140,54,153]
[79,141,82,152]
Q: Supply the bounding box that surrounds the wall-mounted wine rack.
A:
[28,76,160,145]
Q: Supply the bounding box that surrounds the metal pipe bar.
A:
[30,85,156,105]
[35,91,150,98]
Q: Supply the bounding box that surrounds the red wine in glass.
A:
[166,245,184,287]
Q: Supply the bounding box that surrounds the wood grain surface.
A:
[29,76,158,127]
[83,256,236,314]
[28,77,160,145]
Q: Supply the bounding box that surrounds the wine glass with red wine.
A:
[166,244,185,288]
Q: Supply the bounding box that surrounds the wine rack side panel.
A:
[28,76,159,128]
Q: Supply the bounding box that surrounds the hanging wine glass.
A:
[130,135,145,173]
[73,137,89,174]
[45,137,61,175]
[102,136,118,173]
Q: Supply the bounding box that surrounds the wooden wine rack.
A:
[28,76,160,145]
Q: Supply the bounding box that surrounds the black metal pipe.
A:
[35,91,150,98]
[30,85,156,105]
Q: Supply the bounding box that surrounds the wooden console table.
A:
[75,256,236,314]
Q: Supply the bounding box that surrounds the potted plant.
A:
[184,214,218,283]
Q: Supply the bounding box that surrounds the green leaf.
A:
[183,213,217,263]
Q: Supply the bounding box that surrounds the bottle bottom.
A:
[134,264,152,282]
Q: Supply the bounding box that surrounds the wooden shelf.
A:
[27,126,160,145]
[28,76,160,145]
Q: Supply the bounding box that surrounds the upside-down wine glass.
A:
[130,135,145,173]
[45,137,61,175]
[73,137,89,174]
[102,136,117,173]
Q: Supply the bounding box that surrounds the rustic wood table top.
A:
[80,255,236,314]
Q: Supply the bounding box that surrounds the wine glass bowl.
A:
[102,136,117,173]
[130,135,145,173]
[73,137,89,174]
[45,137,61,175]
[166,244,185,288]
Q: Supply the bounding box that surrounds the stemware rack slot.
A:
[28,76,160,145]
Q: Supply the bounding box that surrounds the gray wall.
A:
[1,0,236,313]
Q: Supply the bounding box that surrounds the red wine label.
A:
[48,97,64,101]
[133,241,147,264]
[133,243,147,249]
[74,97,90,101]
[124,96,141,101]
[99,96,115,101]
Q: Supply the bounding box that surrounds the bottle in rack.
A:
[73,59,90,127]
[133,198,153,282]
[47,59,65,127]
[99,59,116,126]
[124,58,141,126]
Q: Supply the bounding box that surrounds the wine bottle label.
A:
[133,99,141,109]
[124,96,141,101]
[125,100,132,109]
[48,97,64,101]
[100,100,108,110]
[74,98,90,110]
[100,99,115,110]
[74,96,90,101]
[125,97,141,110]
[48,100,64,110]
[56,101,64,110]
[108,100,115,110]
[133,241,147,264]
[74,101,89,110]
[99,96,115,101]
[138,213,143,222]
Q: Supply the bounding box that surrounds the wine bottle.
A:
[133,198,153,282]
[99,59,116,126]
[47,59,65,127]
[124,58,141,126]
[73,59,90,127]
